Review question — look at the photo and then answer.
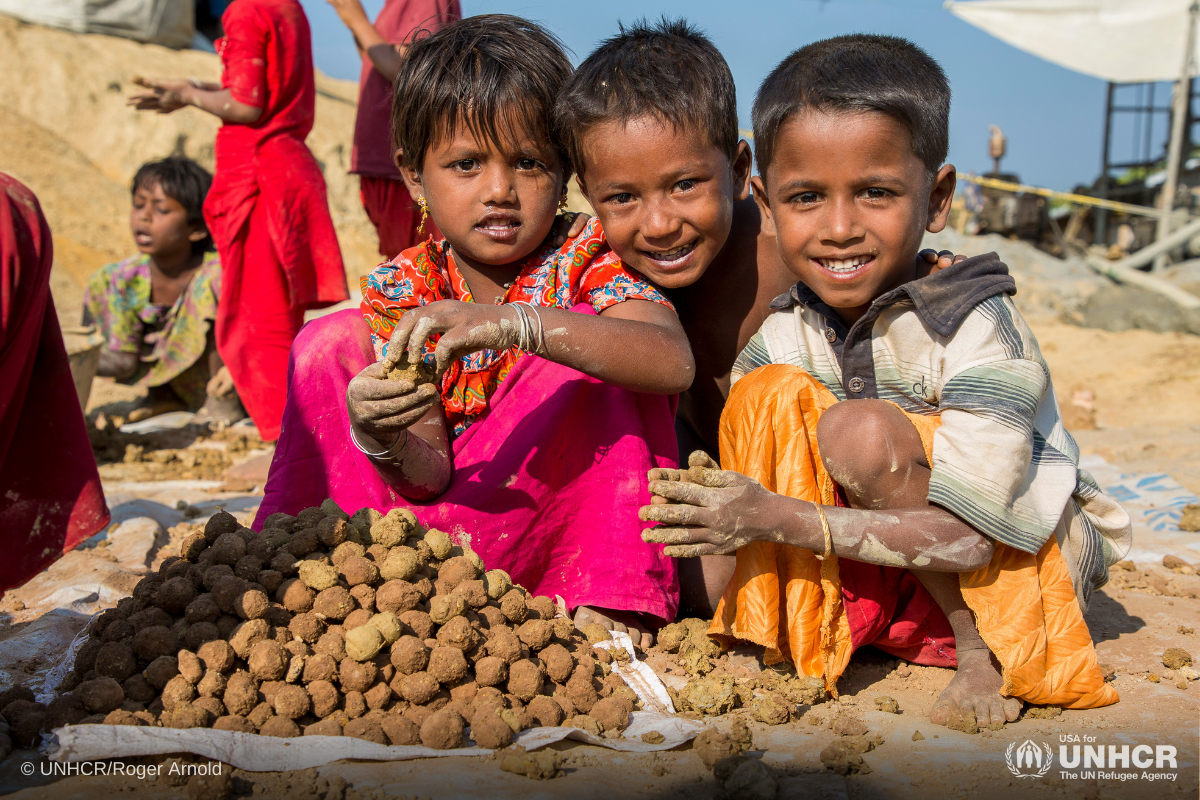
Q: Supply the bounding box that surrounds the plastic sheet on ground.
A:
[43,629,704,770]
[1081,454,1200,564]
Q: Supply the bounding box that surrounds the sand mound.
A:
[0,14,376,323]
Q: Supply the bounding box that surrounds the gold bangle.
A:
[813,503,833,560]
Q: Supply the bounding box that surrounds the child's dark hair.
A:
[752,34,950,179]
[131,156,214,254]
[392,15,573,177]
[554,18,738,179]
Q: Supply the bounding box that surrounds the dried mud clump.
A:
[53,500,608,749]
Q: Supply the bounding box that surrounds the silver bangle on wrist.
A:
[508,301,546,355]
[350,425,409,461]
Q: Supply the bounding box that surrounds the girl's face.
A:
[129,181,205,259]
[401,124,564,270]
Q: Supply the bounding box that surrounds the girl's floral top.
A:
[360,216,672,436]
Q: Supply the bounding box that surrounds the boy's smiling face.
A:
[577,115,752,289]
[752,109,956,325]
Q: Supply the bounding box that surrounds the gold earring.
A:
[417,195,429,235]
[558,187,569,213]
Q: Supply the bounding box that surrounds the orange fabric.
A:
[711,364,1117,708]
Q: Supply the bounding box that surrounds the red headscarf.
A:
[0,173,109,596]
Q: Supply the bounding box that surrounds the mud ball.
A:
[343,608,372,630]
[129,626,176,663]
[176,650,204,685]
[419,708,463,750]
[193,695,226,721]
[363,682,393,712]
[183,594,220,626]
[421,529,452,561]
[331,541,366,567]
[580,623,612,645]
[389,636,429,675]
[478,607,507,632]
[181,532,209,562]
[487,630,523,665]
[154,577,197,616]
[370,715,416,747]
[233,555,263,583]
[103,709,145,727]
[314,630,347,661]
[437,556,479,590]
[332,716,382,745]
[539,644,575,684]
[339,659,378,694]
[162,703,211,729]
[451,580,488,610]
[499,591,528,624]
[316,516,350,548]
[294,653,333,685]
[121,674,156,704]
[429,594,467,626]
[313,587,356,621]
[397,671,439,705]
[366,612,402,646]
[256,570,284,594]
[427,647,469,685]
[276,578,316,614]
[339,691,365,720]
[44,694,88,730]
[195,640,235,674]
[483,569,512,600]
[507,660,543,702]
[138,657,176,693]
[212,715,256,733]
[373,580,420,616]
[258,716,301,738]
[379,548,419,582]
[201,566,234,594]
[467,655,504,687]
[204,510,240,543]
[210,532,248,567]
[469,706,513,749]
[590,696,631,733]
[303,680,339,719]
[521,695,561,729]
[566,675,598,714]
[162,675,197,711]
[525,596,555,621]
[269,551,298,577]
[288,612,325,644]
[222,672,259,717]
[286,528,320,559]
[295,561,336,592]
[248,640,289,681]
[129,607,174,634]
[232,588,269,621]
[197,669,228,699]
[94,642,138,683]
[345,625,385,662]
[212,576,252,616]
[225,619,267,660]
[270,684,311,720]
[433,616,477,652]
[349,584,376,614]
[516,620,553,651]
[398,610,434,641]
[369,508,417,548]
[247,702,275,729]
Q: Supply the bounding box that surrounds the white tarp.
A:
[0,0,194,49]
[946,0,1198,84]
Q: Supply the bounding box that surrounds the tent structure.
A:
[945,0,1196,84]
[0,0,194,49]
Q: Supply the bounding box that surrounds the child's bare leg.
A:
[677,555,736,619]
[817,399,1020,727]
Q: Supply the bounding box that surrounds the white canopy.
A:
[946,0,1197,84]
[0,0,194,49]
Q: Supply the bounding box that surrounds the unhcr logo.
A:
[1006,740,1054,778]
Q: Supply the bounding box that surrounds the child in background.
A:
[555,19,960,618]
[258,15,694,646]
[639,35,1131,728]
[84,157,243,424]
[327,0,461,258]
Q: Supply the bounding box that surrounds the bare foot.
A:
[573,606,654,650]
[126,395,187,423]
[929,648,1022,729]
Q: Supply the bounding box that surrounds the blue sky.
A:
[300,0,1174,193]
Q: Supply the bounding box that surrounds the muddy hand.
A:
[347,361,439,442]
[917,248,968,278]
[127,76,188,113]
[383,300,519,376]
[647,449,723,501]
[546,212,592,248]
[640,463,773,557]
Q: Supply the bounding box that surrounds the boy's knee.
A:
[816,399,922,485]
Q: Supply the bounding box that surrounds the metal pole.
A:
[1155,1,1200,271]
[1096,81,1114,246]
